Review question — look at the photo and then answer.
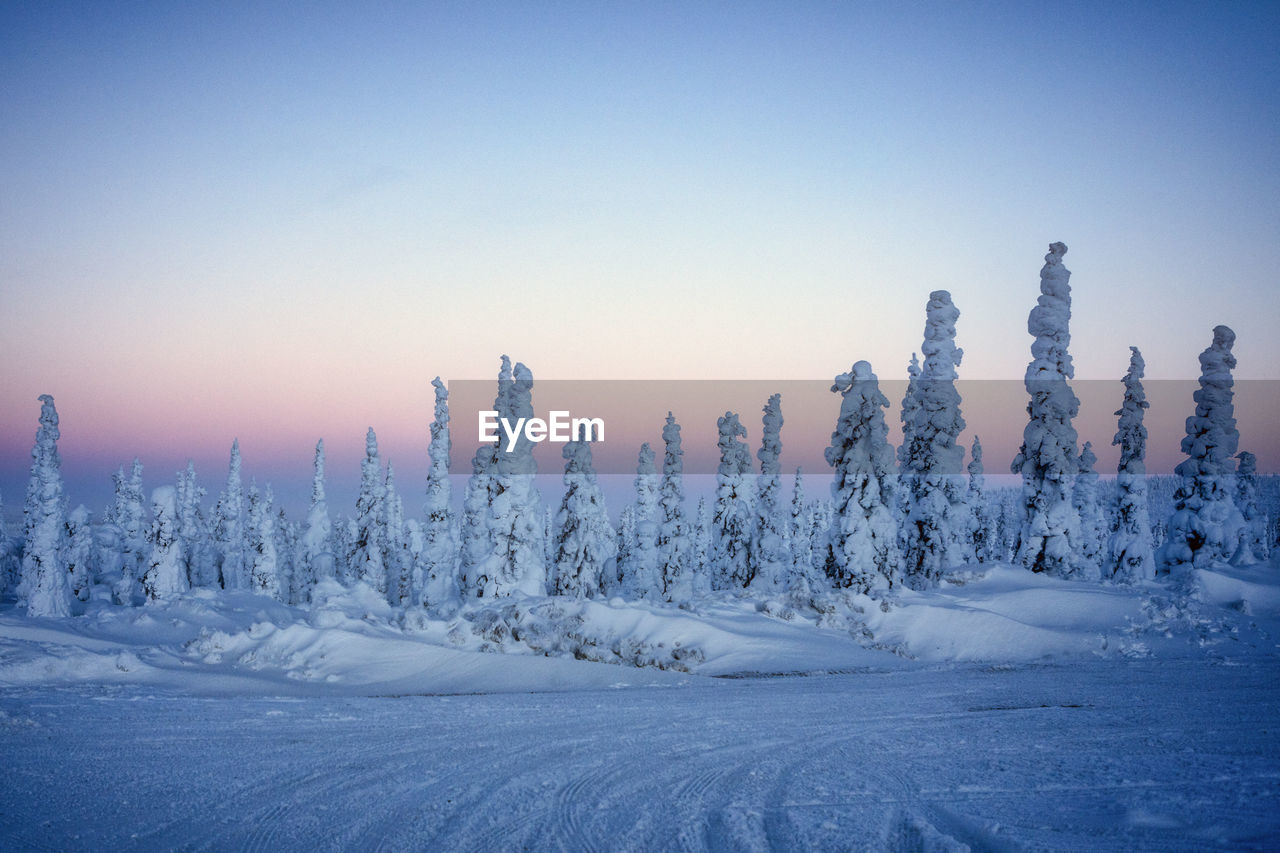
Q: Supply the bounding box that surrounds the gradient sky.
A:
[2,1,1278,516]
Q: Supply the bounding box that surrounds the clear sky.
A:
[2,0,1278,516]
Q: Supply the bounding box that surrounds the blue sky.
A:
[2,1,1278,514]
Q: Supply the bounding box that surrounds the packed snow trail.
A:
[3,659,1277,851]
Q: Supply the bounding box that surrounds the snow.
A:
[1,647,1276,850]
[3,549,1279,849]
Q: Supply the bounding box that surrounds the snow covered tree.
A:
[610,504,637,596]
[1234,451,1268,565]
[901,291,967,587]
[967,437,990,564]
[786,468,825,598]
[297,439,334,602]
[142,486,187,601]
[65,506,94,604]
[276,508,299,604]
[711,411,755,590]
[482,360,547,597]
[1072,442,1104,578]
[350,428,387,593]
[21,395,72,617]
[633,442,659,527]
[823,362,902,593]
[754,394,789,592]
[175,462,210,588]
[245,484,280,599]
[897,353,921,476]
[1011,242,1086,577]
[1108,347,1154,582]
[460,357,514,598]
[1159,326,1244,573]
[618,443,661,599]
[109,458,146,604]
[0,491,16,597]
[421,377,457,608]
[657,413,692,603]
[211,440,244,590]
[552,435,615,597]
[383,463,412,606]
[691,497,711,596]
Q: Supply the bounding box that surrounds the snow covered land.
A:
[3,244,1279,849]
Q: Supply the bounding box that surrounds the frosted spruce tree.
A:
[142,486,187,601]
[0,492,14,596]
[611,505,636,596]
[897,353,921,475]
[966,437,990,564]
[421,377,457,608]
[110,458,146,604]
[482,360,547,597]
[383,463,413,606]
[276,508,300,604]
[1159,326,1244,573]
[211,440,244,590]
[824,362,901,593]
[461,357,508,597]
[297,440,334,601]
[1233,451,1267,565]
[711,411,756,590]
[176,462,210,588]
[552,435,615,597]
[787,469,826,598]
[245,485,280,599]
[1011,242,1086,577]
[65,506,94,604]
[1108,347,1154,582]
[21,395,72,617]
[754,394,788,592]
[619,443,660,598]
[901,291,967,587]
[1072,442,1104,579]
[350,428,387,593]
[691,497,711,595]
[657,413,692,603]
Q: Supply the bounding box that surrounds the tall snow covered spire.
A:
[901,290,967,588]
[383,462,411,606]
[459,358,511,597]
[1011,242,1085,577]
[966,436,989,564]
[657,412,692,603]
[21,394,72,617]
[297,439,334,601]
[350,427,387,592]
[422,376,457,609]
[618,442,660,599]
[824,361,901,593]
[552,429,615,598]
[483,359,547,597]
[754,393,788,592]
[1108,347,1154,581]
[212,440,244,590]
[711,411,755,589]
[1159,325,1244,572]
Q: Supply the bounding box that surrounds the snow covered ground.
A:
[2,562,1278,850]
